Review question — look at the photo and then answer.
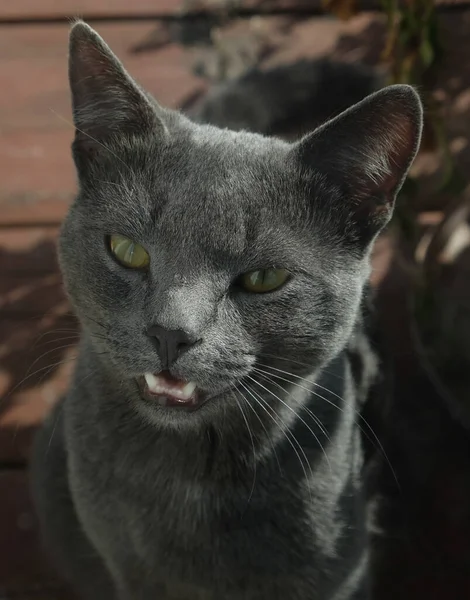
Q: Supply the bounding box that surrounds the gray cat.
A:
[30,21,422,600]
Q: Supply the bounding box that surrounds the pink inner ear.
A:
[295,86,422,208]
[387,112,420,172]
[69,22,137,120]
[74,48,116,85]
[356,106,421,202]
[70,23,115,84]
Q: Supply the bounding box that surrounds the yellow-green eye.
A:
[239,268,289,293]
[109,234,150,269]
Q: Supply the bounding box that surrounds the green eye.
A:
[239,268,289,293]
[109,234,150,269]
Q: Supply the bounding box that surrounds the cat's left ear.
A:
[292,84,422,242]
[68,21,165,159]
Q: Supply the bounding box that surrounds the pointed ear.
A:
[293,85,423,242]
[68,21,165,160]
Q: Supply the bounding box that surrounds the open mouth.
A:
[138,370,205,409]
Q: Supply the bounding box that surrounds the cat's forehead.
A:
[88,124,309,261]
[168,124,290,179]
[155,130,295,248]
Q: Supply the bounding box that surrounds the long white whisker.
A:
[31,328,80,349]
[255,372,332,450]
[239,380,314,500]
[46,402,63,454]
[1,356,78,409]
[237,388,283,476]
[257,363,386,451]
[36,335,81,348]
[22,343,81,384]
[6,355,80,442]
[255,363,399,489]
[258,352,345,381]
[50,109,133,173]
[231,391,257,507]
[254,370,330,441]
[247,374,332,475]
[95,179,130,190]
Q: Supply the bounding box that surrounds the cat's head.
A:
[60,22,422,429]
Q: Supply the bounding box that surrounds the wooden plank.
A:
[0,199,71,227]
[0,0,467,23]
[0,0,183,20]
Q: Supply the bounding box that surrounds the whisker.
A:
[46,400,63,454]
[1,346,108,412]
[95,179,130,190]
[237,386,283,476]
[36,335,81,348]
[258,352,345,381]
[33,331,106,351]
[26,329,77,355]
[50,109,134,174]
[23,343,80,383]
[11,355,78,445]
[32,328,79,346]
[231,391,257,507]
[35,349,108,389]
[1,355,79,412]
[257,363,380,444]
[239,380,313,500]
[247,374,332,475]
[255,363,399,489]
[253,370,330,442]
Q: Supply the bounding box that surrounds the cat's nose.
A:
[146,325,199,369]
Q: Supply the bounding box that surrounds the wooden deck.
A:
[2,2,470,598]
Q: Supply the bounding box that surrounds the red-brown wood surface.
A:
[0,0,182,20]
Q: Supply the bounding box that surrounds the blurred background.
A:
[2,0,470,598]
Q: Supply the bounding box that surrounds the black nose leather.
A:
[147,325,196,368]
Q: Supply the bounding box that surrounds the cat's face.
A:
[60,126,367,417]
[60,22,422,428]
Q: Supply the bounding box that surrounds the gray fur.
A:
[31,21,422,600]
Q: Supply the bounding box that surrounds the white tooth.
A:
[144,373,158,392]
[181,381,197,399]
[144,373,197,402]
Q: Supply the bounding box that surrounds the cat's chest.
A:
[68,420,315,586]
[73,447,305,557]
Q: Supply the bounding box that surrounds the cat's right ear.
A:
[68,21,165,162]
[291,84,422,246]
